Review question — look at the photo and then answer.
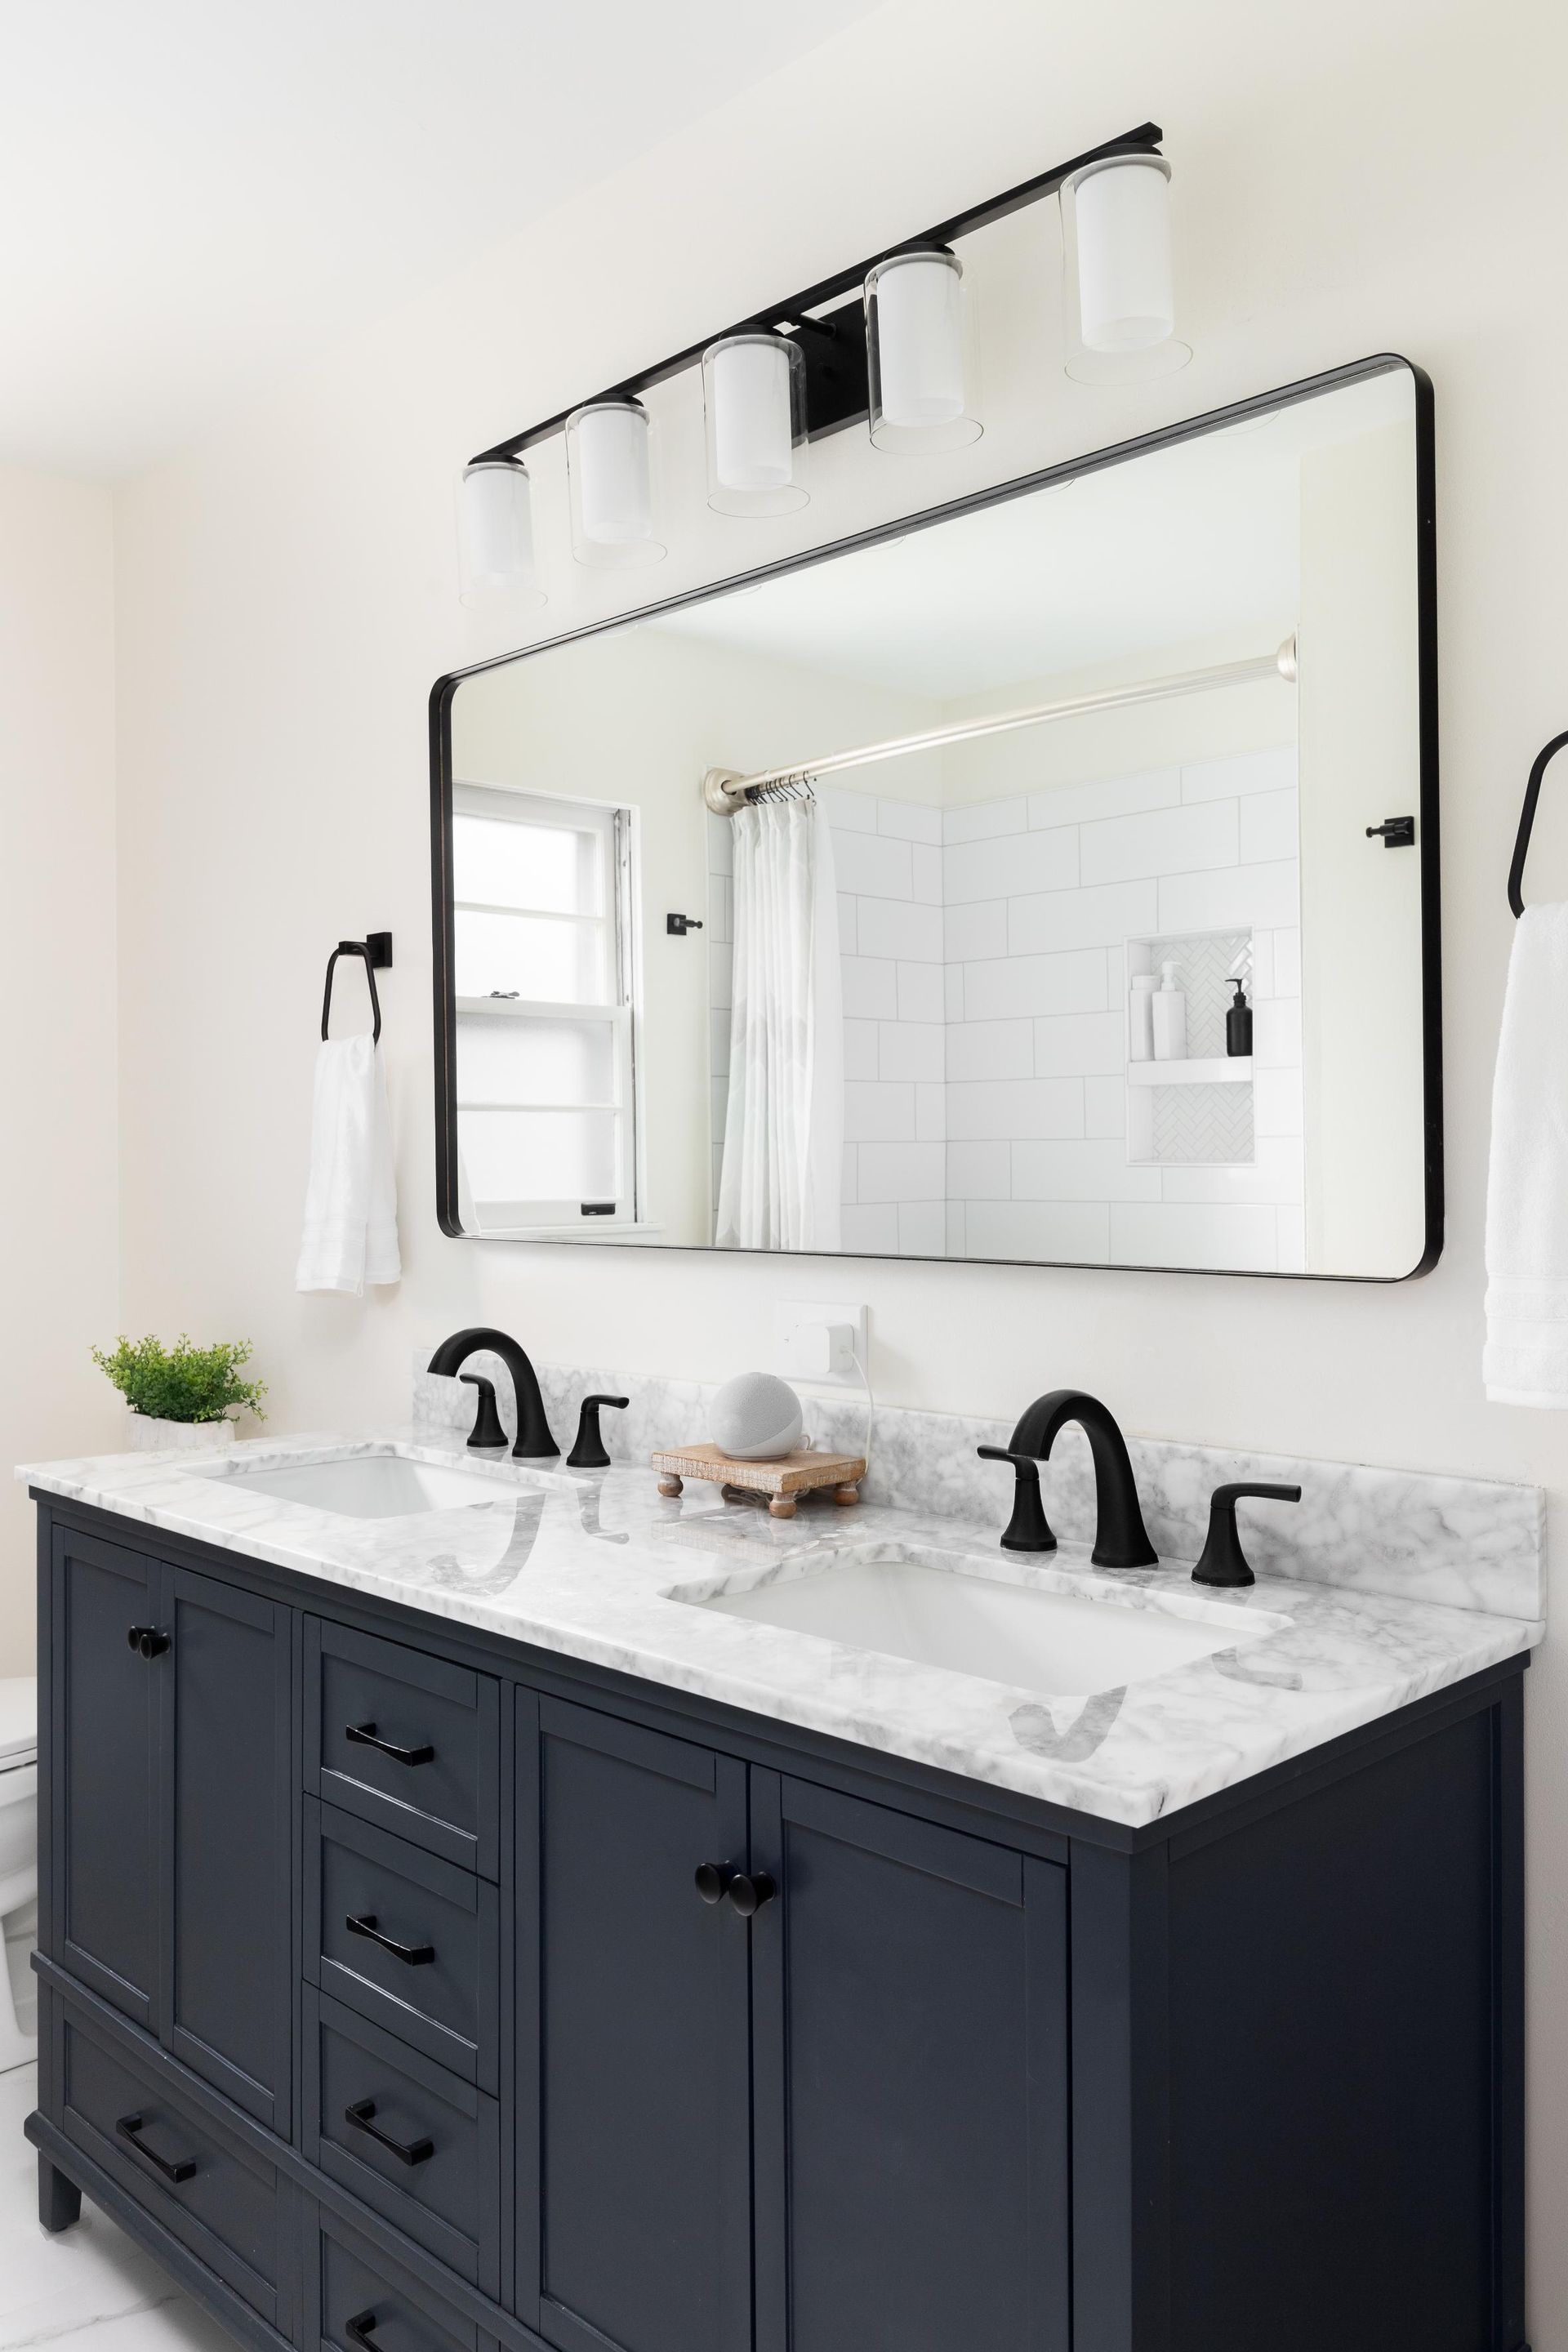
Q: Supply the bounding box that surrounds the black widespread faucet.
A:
[1000,1388,1159,1570]
[427,1327,559,1461]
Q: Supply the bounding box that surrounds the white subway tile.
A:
[822,785,878,833]
[1156,858,1299,933]
[1110,1201,1279,1272]
[898,1200,947,1255]
[1084,1074,1127,1138]
[841,1143,858,1205]
[915,1084,947,1142]
[1007,878,1159,956]
[964,947,1107,1022]
[1182,746,1298,804]
[946,1202,966,1257]
[946,1140,1010,1199]
[837,893,857,956]
[855,1142,947,1202]
[1080,799,1239,887]
[1251,1065,1304,1137]
[911,844,942,904]
[834,831,914,901]
[944,964,964,1024]
[1272,926,1301,996]
[898,961,945,1024]
[945,1018,1034,1082]
[844,1081,915,1142]
[1249,929,1275,1000]
[1276,1206,1307,1272]
[1033,1011,1124,1077]
[1253,996,1303,1069]
[942,797,1027,844]
[964,1200,1111,1262]
[1159,1135,1305,1205]
[1028,768,1179,829]
[946,898,1007,962]
[1241,788,1299,865]
[878,799,942,844]
[841,957,898,1019]
[840,1203,898,1251]
[857,897,944,962]
[944,826,1078,905]
[879,1022,945,1082]
[843,1018,879,1082]
[946,1078,1085,1141]
[707,940,732,1010]
[1012,1141,1161,1202]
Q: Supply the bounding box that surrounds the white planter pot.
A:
[125,1414,236,1454]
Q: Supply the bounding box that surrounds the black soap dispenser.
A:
[1226,977,1254,1058]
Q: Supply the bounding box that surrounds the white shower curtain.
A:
[716,796,844,1251]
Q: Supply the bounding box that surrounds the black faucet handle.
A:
[460,1374,508,1450]
[1192,1481,1302,1588]
[977,1446,1058,1555]
[567,1394,629,1471]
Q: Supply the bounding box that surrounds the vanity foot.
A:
[832,1483,860,1507]
[768,1496,798,1520]
[38,2155,82,2234]
[657,1475,684,1498]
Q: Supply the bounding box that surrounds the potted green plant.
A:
[91,1334,267,1451]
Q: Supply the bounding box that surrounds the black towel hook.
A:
[322,932,393,1044]
[1508,734,1568,917]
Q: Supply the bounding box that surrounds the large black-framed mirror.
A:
[431,354,1439,1281]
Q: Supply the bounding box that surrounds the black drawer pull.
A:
[345,2312,379,2352]
[345,1722,435,1767]
[694,1860,735,1906]
[345,2097,434,2167]
[345,1912,435,1967]
[727,1871,777,1918]
[126,1625,170,1659]
[115,2111,195,2183]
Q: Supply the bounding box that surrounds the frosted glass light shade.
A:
[702,333,808,517]
[1062,155,1191,384]
[565,399,665,568]
[457,458,545,608]
[865,248,982,455]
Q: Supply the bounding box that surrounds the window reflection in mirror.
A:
[436,358,1436,1281]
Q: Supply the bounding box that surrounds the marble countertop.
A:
[18,1432,1543,1829]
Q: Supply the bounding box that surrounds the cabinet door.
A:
[48,1526,163,2032]
[751,1775,1070,2352]
[516,1693,752,2352]
[163,1568,292,2133]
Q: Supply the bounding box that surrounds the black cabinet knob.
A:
[344,2098,434,2167]
[345,1722,435,1767]
[345,2313,380,2352]
[126,1625,171,1659]
[345,1912,435,1967]
[694,1860,735,1906]
[726,1871,777,1918]
[116,2112,195,2183]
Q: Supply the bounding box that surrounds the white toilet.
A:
[0,1677,38,2071]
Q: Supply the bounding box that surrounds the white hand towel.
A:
[1484,903,1568,1405]
[296,1034,402,1294]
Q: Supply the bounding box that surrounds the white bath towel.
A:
[1484,904,1568,1405]
[296,1034,401,1294]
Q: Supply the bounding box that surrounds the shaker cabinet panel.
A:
[517,1693,753,2352]
[48,1527,163,2034]
[751,1774,1071,2352]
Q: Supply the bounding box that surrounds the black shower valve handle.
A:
[977,1445,1058,1555]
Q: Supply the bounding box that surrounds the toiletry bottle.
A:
[1151,960,1187,1061]
[1226,978,1254,1058]
[1129,971,1156,1060]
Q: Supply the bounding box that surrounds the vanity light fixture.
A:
[457,457,546,607]
[702,332,808,515]
[865,247,982,454]
[565,397,665,568]
[1060,153,1190,383]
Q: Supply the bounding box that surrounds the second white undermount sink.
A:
[184,1450,536,1519]
[678,1544,1288,1697]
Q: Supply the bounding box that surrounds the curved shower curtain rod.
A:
[703,635,1298,815]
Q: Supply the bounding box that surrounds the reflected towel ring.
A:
[1509,734,1568,917]
[322,933,393,1044]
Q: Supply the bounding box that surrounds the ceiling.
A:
[0,0,882,480]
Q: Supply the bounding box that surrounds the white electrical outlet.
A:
[775,1300,868,1388]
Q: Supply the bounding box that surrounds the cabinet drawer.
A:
[303,1988,501,2296]
[305,1800,499,2092]
[310,2207,497,2352]
[308,1619,499,1876]
[60,2008,284,2326]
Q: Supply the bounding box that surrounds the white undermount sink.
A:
[679,1544,1288,1698]
[183,1450,532,1519]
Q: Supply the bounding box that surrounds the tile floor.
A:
[0,2059,234,2352]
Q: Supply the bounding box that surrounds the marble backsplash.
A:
[412,1349,1545,1624]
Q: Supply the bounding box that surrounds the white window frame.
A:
[452,781,643,1234]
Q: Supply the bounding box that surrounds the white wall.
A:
[0,465,118,1670]
[107,2,1568,2330]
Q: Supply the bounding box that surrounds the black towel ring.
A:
[1508,733,1568,916]
[322,933,393,1044]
